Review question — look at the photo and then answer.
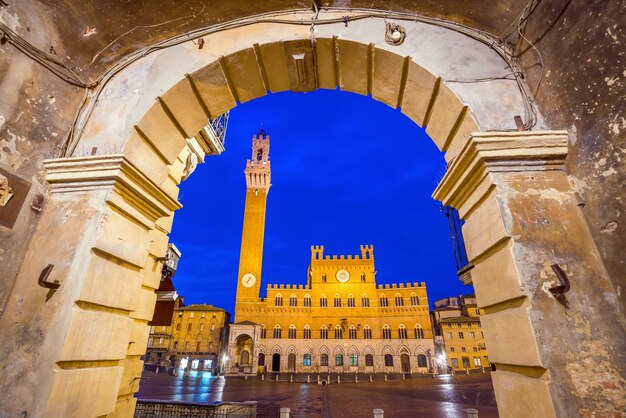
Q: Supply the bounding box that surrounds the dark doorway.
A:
[401,353,410,373]
[272,353,281,372]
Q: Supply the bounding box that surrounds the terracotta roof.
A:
[440,316,481,323]
[175,304,225,312]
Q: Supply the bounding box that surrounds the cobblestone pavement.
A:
[136,371,498,417]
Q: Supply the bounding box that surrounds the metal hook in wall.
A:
[549,264,570,297]
[38,264,61,289]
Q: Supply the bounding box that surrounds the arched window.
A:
[365,354,374,366]
[414,325,424,339]
[260,325,267,339]
[320,325,328,339]
[320,353,329,366]
[258,353,265,366]
[363,325,372,339]
[395,294,404,306]
[382,325,391,339]
[303,354,311,366]
[348,325,357,339]
[347,295,355,307]
[410,294,420,306]
[288,325,296,339]
[417,354,427,367]
[320,295,327,307]
[335,354,344,366]
[321,274,327,282]
[349,354,358,366]
[304,325,311,339]
[275,294,283,306]
[273,325,282,339]
[334,295,342,307]
[304,294,311,307]
[335,326,343,339]
[379,295,388,307]
[289,294,297,307]
[384,354,394,367]
[362,295,370,307]
[398,325,408,339]
[360,273,366,282]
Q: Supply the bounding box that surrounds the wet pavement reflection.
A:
[136,371,498,417]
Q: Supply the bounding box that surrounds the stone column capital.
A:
[433,131,569,216]
[44,154,181,226]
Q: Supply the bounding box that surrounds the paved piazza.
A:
[136,371,498,417]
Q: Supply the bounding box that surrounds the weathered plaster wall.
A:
[0,2,84,315]
[513,0,625,306]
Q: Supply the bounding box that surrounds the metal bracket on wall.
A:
[38,264,61,289]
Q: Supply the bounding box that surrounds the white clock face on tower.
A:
[336,269,350,283]
[241,273,257,288]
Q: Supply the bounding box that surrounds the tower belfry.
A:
[235,130,271,319]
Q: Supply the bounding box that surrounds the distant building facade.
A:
[431,294,489,372]
[145,303,230,373]
[226,132,434,375]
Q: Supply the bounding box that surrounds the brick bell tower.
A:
[235,129,271,320]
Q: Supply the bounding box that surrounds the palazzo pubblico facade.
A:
[226,131,434,375]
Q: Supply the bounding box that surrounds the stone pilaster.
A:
[0,155,180,418]
[434,131,626,417]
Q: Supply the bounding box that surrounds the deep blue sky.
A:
[170,89,472,317]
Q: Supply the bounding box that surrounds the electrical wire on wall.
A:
[0,4,545,157]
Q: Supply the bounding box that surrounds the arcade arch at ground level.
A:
[1,11,624,418]
[227,338,434,375]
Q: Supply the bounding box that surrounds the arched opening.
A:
[417,354,428,368]
[271,353,281,373]
[287,353,296,372]
[14,12,605,418]
[384,354,394,368]
[234,334,253,372]
[401,354,410,373]
[320,353,329,367]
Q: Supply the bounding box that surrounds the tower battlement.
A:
[310,245,376,263]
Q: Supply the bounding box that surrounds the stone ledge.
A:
[44,155,182,225]
[433,131,569,213]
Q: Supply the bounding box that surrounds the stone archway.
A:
[5,12,623,418]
